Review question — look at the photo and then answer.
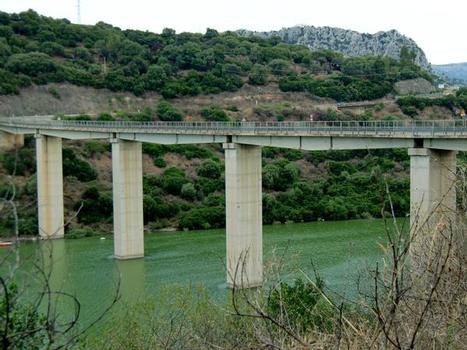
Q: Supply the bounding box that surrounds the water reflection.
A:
[40,239,67,291]
[115,258,146,303]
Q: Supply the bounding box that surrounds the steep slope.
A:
[432,62,467,85]
[238,26,429,69]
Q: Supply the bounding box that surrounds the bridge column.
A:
[224,143,262,288]
[111,139,144,259]
[36,135,64,238]
[0,131,24,150]
[409,148,457,256]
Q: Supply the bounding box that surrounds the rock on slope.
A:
[238,26,429,69]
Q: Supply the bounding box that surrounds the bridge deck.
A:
[1,118,467,139]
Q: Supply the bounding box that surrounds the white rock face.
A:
[237,26,430,69]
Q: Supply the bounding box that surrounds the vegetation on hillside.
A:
[0,134,412,236]
[0,10,431,101]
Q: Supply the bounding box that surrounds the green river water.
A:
[1,218,400,335]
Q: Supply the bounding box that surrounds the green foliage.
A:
[268,277,333,332]
[0,11,432,103]
[84,141,109,156]
[160,167,187,195]
[396,94,466,115]
[48,86,60,99]
[197,159,221,179]
[263,160,300,191]
[63,148,97,182]
[157,101,183,121]
[248,64,268,85]
[1,148,35,175]
[74,187,112,224]
[179,206,225,230]
[181,182,197,200]
[0,282,48,349]
[97,112,114,121]
[201,105,229,121]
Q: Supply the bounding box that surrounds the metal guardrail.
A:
[1,117,467,138]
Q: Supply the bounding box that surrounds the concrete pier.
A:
[224,143,262,288]
[409,148,457,231]
[36,135,64,238]
[0,131,24,150]
[111,139,144,259]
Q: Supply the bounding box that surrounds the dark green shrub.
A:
[157,101,183,121]
[248,64,268,85]
[153,157,167,168]
[200,105,229,121]
[63,148,97,182]
[197,159,221,179]
[180,183,197,200]
[2,148,35,175]
[179,206,225,230]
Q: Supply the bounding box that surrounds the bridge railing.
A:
[1,117,467,136]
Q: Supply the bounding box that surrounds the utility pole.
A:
[77,0,81,24]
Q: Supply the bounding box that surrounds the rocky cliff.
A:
[238,26,429,69]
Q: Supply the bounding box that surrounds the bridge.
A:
[1,117,466,287]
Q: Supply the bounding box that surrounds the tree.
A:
[248,64,268,85]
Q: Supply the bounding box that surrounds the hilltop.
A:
[237,26,430,69]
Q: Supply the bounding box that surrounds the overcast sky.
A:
[1,0,466,64]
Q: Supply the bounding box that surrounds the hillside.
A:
[1,10,467,238]
[0,10,432,103]
[433,62,467,85]
[237,26,430,69]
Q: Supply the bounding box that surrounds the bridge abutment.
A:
[409,148,457,253]
[36,135,64,238]
[0,130,24,150]
[224,143,263,288]
[111,139,144,259]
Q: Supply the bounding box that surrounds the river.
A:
[1,218,398,335]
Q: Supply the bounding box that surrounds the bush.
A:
[157,101,183,121]
[179,206,225,230]
[1,148,35,175]
[197,159,221,179]
[268,277,333,332]
[181,183,197,200]
[63,148,97,182]
[248,64,268,85]
[200,105,229,121]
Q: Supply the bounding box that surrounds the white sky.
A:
[0,0,466,64]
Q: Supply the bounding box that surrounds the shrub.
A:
[197,159,221,179]
[179,206,225,230]
[157,101,183,121]
[268,277,334,332]
[181,183,197,200]
[153,157,167,168]
[1,148,35,175]
[248,64,268,85]
[200,105,229,121]
[63,148,97,182]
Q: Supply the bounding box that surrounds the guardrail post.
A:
[111,138,144,259]
[223,143,262,288]
[36,134,64,238]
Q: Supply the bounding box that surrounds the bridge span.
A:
[1,117,466,287]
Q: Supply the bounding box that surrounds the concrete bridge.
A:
[1,117,466,287]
